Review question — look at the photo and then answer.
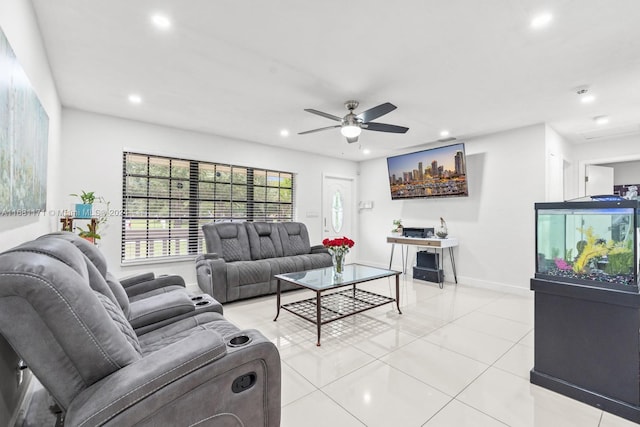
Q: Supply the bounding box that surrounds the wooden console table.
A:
[387,236,458,288]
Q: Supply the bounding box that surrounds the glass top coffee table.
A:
[273,264,402,346]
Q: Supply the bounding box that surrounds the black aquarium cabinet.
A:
[530,200,640,423]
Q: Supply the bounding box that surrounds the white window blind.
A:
[121,152,295,262]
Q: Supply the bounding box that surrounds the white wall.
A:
[545,125,575,201]
[573,133,640,197]
[0,0,62,250]
[59,108,358,283]
[358,124,547,290]
[601,160,640,185]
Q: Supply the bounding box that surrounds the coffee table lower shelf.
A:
[280,288,397,346]
[284,288,395,322]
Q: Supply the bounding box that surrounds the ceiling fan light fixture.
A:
[300,100,407,140]
[341,124,362,138]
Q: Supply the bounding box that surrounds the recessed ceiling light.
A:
[151,14,172,30]
[362,149,371,155]
[128,94,142,104]
[575,86,595,104]
[440,130,450,137]
[280,129,289,137]
[530,12,553,29]
[594,115,609,125]
[580,94,596,104]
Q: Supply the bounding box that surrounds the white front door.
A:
[585,164,614,196]
[322,175,355,245]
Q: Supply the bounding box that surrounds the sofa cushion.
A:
[137,312,239,355]
[278,222,311,256]
[226,260,273,287]
[202,222,251,262]
[246,222,284,260]
[273,253,331,274]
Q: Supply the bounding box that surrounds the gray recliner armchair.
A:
[0,236,281,426]
[42,232,223,334]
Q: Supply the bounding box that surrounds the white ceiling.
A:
[31,0,640,161]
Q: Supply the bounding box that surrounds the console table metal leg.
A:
[390,243,410,275]
[273,279,281,321]
[437,248,444,289]
[389,244,395,270]
[395,274,403,314]
[449,247,458,284]
[316,291,322,346]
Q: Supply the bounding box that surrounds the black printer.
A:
[402,227,434,238]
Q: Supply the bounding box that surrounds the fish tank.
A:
[535,200,639,292]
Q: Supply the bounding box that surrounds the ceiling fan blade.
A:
[356,102,397,123]
[304,109,342,122]
[298,125,341,135]
[346,136,359,143]
[363,122,409,134]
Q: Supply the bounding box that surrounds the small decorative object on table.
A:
[68,190,111,244]
[391,219,403,235]
[71,190,95,219]
[77,220,100,244]
[322,236,355,278]
[436,217,448,238]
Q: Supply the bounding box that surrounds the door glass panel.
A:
[332,190,343,233]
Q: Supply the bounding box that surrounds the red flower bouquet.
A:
[322,237,355,275]
[322,236,355,252]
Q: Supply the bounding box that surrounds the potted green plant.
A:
[392,219,403,234]
[76,195,110,244]
[71,190,95,218]
[77,220,100,243]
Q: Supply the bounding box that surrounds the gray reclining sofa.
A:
[0,235,281,426]
[196,222,332,303]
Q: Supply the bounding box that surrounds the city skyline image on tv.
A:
[386,142,468,200]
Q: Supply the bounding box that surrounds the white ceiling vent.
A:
[579,124,640,141]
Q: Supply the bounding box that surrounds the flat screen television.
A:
[386,142,468,200]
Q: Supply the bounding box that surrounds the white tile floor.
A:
[221,275,639,427]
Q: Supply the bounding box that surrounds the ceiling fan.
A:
[299,100,409,143]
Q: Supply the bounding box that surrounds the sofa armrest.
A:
[66,329,281,427]
[310,245,329,254]
[196,253,220,260]
[121,274,186,298]
[119,272,155,287]
[195,256,228,303]
[65,329,227,426]
[128,291,195,330]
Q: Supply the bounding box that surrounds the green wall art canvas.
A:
[0,26,49,214]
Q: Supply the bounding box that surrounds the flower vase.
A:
[435,226,448,239]
[331,251,346,277]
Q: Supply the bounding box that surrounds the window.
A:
[122,152,295,262]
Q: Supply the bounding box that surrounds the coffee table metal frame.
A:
[273,264,402,346]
